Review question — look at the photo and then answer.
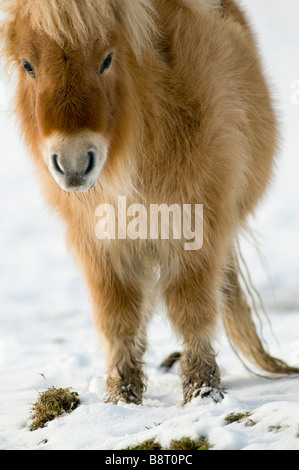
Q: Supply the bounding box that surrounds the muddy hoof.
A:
[183,382,226,404]
[103,381,145,405]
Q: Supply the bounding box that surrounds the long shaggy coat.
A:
[1,0,298,404]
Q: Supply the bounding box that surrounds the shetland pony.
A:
[1,0,298,405]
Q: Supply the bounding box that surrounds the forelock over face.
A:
[0,0,158,63]
[20,0,115,47]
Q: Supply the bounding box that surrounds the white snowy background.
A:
[0,0,299,450]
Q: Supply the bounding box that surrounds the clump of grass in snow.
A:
[125,438,162,450]
[168,437,212,450]
[268,424,289,433]
[224,411,255,426]
[123,436,212,451]
[30,386,80,431]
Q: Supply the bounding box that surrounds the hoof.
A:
[183,382,226,404]
[103,382,145,405]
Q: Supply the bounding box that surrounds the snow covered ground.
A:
[0,0,299,451]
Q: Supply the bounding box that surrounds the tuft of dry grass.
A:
[30,386,80,431]
[224,411,254,426]
[123,436,212,451]
[125,438,162,450]
[168,436,212,450]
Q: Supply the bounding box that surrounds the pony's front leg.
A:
[163,263,225,404]
[91,266,148,405]
[104,336,147,405]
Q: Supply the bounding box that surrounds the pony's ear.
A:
[113,0,158,63]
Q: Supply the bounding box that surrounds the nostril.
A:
[51,153,65,175]
[85,150,96,175]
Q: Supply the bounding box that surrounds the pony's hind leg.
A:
[163,265,225,404]
[160,351,181,370]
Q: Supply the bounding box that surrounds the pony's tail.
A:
[222,241,299,377]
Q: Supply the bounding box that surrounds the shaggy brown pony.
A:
[1,0,298,405]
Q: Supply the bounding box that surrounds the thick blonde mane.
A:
[0,0,220,62]
[0,0,158,61]
[180,0,221,9]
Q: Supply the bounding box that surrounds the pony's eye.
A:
[99,53,114,74]
[22,60,36,79]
